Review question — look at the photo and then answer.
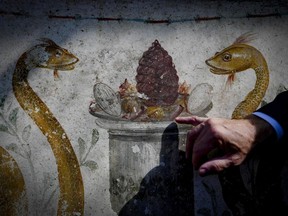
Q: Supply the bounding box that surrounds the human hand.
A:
[175,115,274,176]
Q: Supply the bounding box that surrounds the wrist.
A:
[244,114,276,145]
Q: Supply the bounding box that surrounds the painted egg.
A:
[187,83,213,114]
[93,82,121,117]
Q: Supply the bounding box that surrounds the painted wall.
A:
[1,0,288,215]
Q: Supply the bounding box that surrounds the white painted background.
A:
[1,0,288,215]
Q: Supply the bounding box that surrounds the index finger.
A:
[175,116,208,126]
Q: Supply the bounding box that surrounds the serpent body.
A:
[205,34,269,119]
[12,39,84,215]
[0,146,28,215]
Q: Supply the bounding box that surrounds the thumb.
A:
[175,115,208,126]
[198,156,235,176]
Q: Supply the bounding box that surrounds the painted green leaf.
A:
[6,143,19,154]
[91,129,99,147]
[0,95,6,109]
[9,107,19,126]
[22,125,31,142]
[7,102,12,112]
[83,160,98,171]
[0,124,9,133]
[78,137,86,159]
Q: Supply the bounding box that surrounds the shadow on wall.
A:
[117,121,288,216]
[118,122,194,216]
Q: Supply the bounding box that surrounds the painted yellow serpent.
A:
[205,33,269,119]
[12,39,84,215]
[0,146,28,215]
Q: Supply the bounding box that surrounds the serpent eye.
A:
[215,52,219,55]
[222,53,232,62]
[55,49,63,58]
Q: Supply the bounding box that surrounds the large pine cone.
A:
[136,40,179,107]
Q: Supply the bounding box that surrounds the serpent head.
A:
[205,44,257,75]
[25,38,79,70]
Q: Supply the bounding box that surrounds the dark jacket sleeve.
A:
[257,91,288,139]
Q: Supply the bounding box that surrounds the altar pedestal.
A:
[93,114,191,214]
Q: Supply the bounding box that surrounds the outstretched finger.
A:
[175,116,208,126]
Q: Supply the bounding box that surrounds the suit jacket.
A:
[257,91,288,141]
[223,91,288,216]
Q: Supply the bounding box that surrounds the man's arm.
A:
[175,115,275,176]
[175,91,287,176]
[254,91,288,140]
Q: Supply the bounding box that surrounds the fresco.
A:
[6,39,83,215]
[1,1,288,216]
[205,33,288,215]
[90,40,213,121]
[205,32,269,119]
[0,146,28,215]
[89,40,213,214]
[1,36,214,215]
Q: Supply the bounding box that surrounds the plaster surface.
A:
[0,1,288,215]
